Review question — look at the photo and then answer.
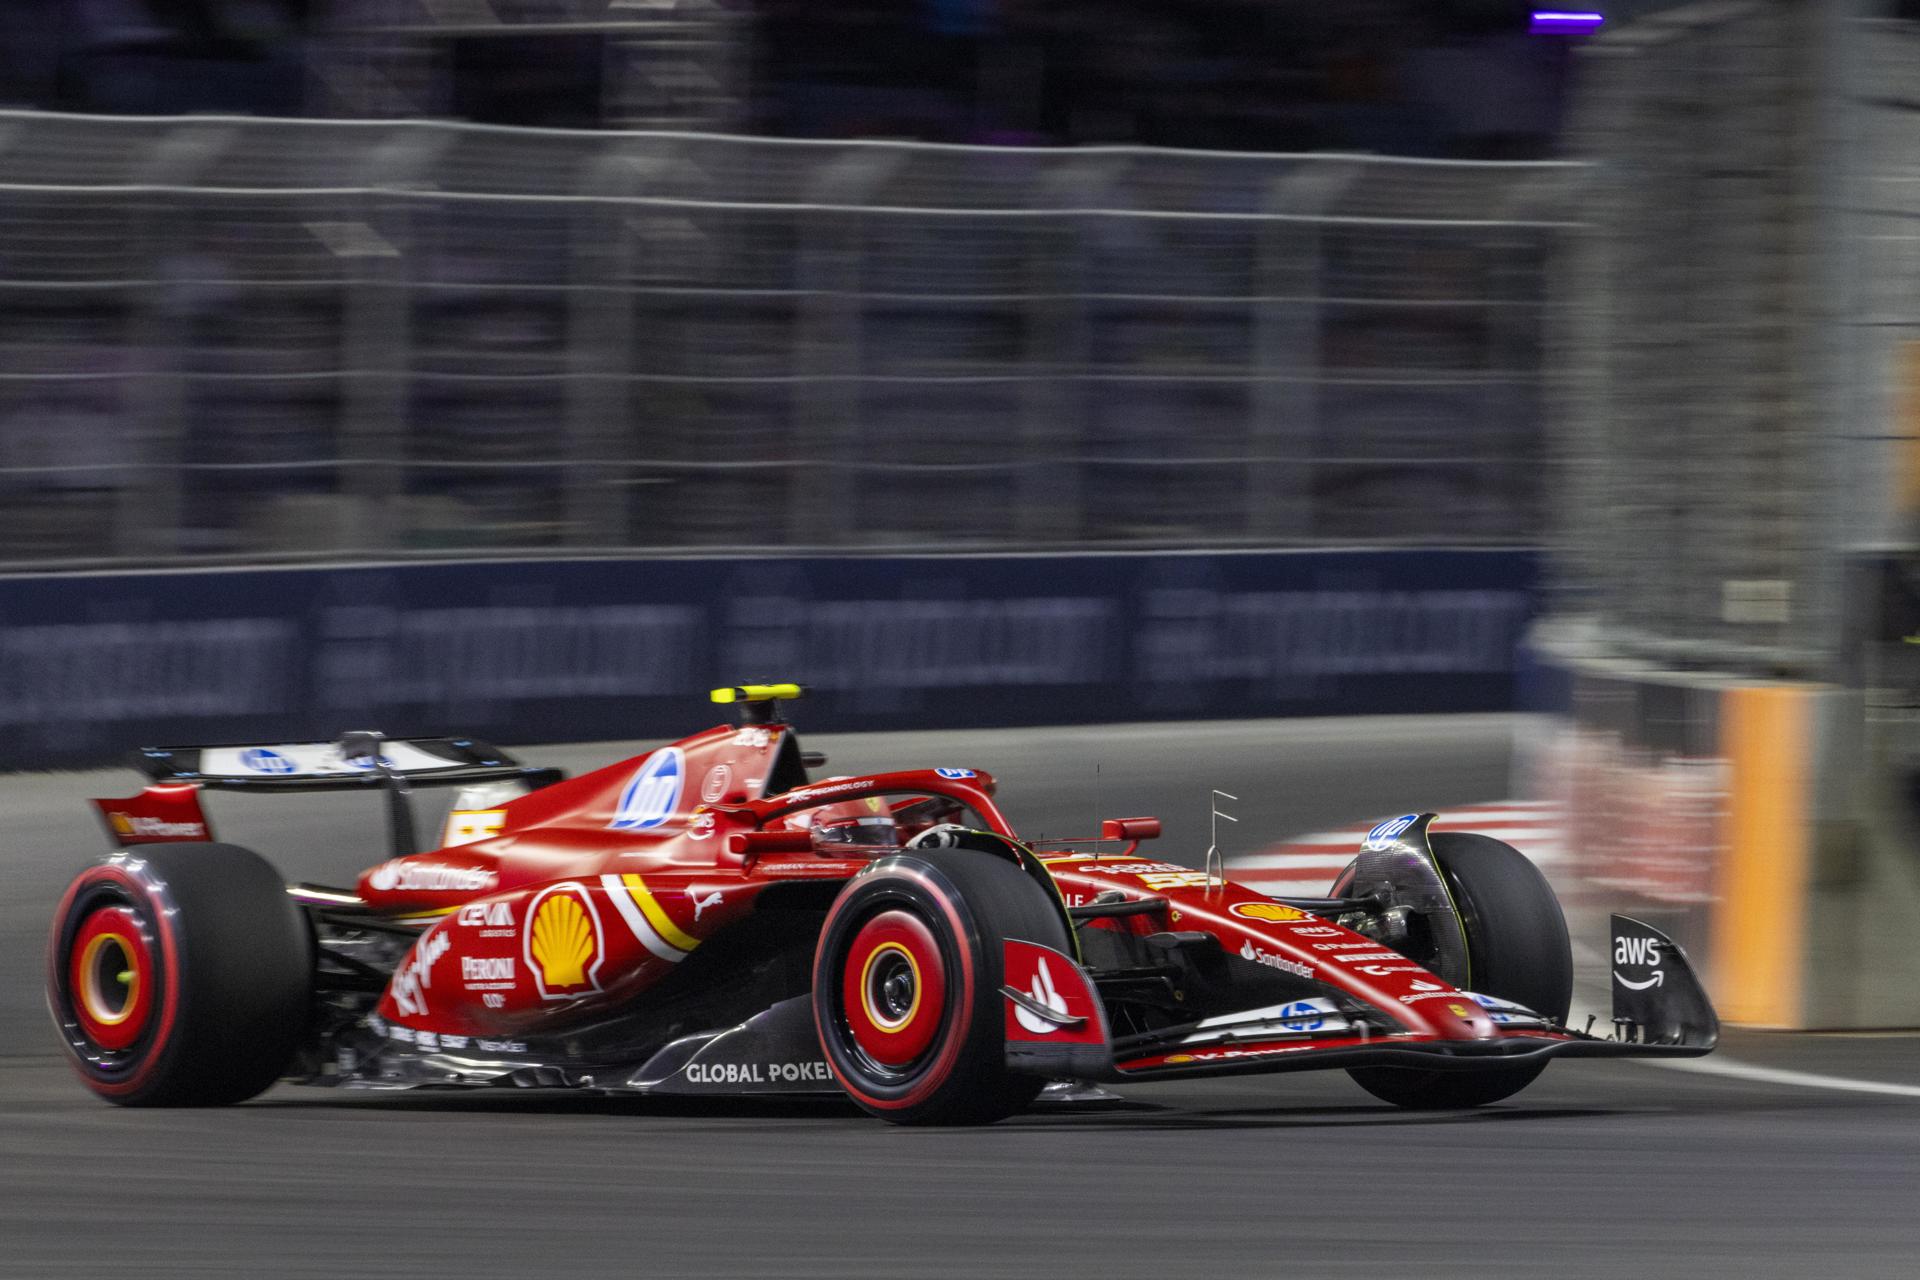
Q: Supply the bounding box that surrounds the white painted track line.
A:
[1571,940,1920,1102]
[1643,1055,1920,1099]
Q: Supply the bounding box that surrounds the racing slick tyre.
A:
[813,848,1069,1126]
[47,843,312,1106]
[1348,832,1573,1110]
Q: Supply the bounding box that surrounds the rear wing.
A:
[131,737,561,793]
[99,732,564,859]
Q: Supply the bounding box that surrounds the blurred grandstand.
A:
[0,0,1895,596]
[6,2,1591,150]
[0,115,1572,565]
[0,3,1614,567]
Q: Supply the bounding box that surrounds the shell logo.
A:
[109,813,133,837]
[1231,901,1309,923]
[525,883,605,1001]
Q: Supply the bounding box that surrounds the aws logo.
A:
[1615,936,1662,967]
[1614,934,1665,991]
[525,883,605,1001]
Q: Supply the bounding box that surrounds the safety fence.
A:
[0,111,1575,568]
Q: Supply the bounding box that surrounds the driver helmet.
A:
[806,797,899,851]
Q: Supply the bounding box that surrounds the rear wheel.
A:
[813,848,1069,1126]
[1348,831,1572,1109]
[47,843,312,1106]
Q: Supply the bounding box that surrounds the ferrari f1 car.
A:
[49,686,1718,1124]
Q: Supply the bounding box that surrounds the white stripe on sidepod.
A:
[598,873,685,964]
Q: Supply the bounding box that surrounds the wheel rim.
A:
[66,905,155,1053]
[838,909,949,1072]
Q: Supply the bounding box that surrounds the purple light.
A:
[1531,9,1605,35]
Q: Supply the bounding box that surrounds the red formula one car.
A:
[48,686,1718,1124]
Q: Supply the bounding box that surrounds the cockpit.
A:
[779,788,998,857]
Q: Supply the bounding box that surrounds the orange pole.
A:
[1896,341,1920,518]
[1710,686,1814,1027]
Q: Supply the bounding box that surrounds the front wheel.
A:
[813,848,1070,1126]
[47,843,312,1106]
[1348,831,1572,1109]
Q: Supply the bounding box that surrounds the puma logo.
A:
[691,889,722,922]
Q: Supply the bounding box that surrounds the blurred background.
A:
[13,5,1920,1277]
[4,1,1920,1027]
[0,0,1614,562]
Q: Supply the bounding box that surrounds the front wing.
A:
[1001,914,1719,1084]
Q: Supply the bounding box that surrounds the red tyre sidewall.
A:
[840,909,948,1068]
[47,860,184,1099]
[66,905,155,1051]
[816,863,981,1114]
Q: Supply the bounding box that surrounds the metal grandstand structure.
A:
[309,0,749,130]
[0,112,1573,566]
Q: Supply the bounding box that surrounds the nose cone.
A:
[1423,997,1498,1041]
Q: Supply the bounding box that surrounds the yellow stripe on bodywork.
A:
[1711,685,1814,1028]
[621,874,700,953]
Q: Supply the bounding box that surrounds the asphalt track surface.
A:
[4,715,1919,1279]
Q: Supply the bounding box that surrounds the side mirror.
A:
[727,830,815,857]
[1100,817,1161,842]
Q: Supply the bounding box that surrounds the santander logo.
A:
[1013,958,1070,1036]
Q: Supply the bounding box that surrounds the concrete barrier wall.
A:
[0,550,1538,771]
[1526,621,1920,1030]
